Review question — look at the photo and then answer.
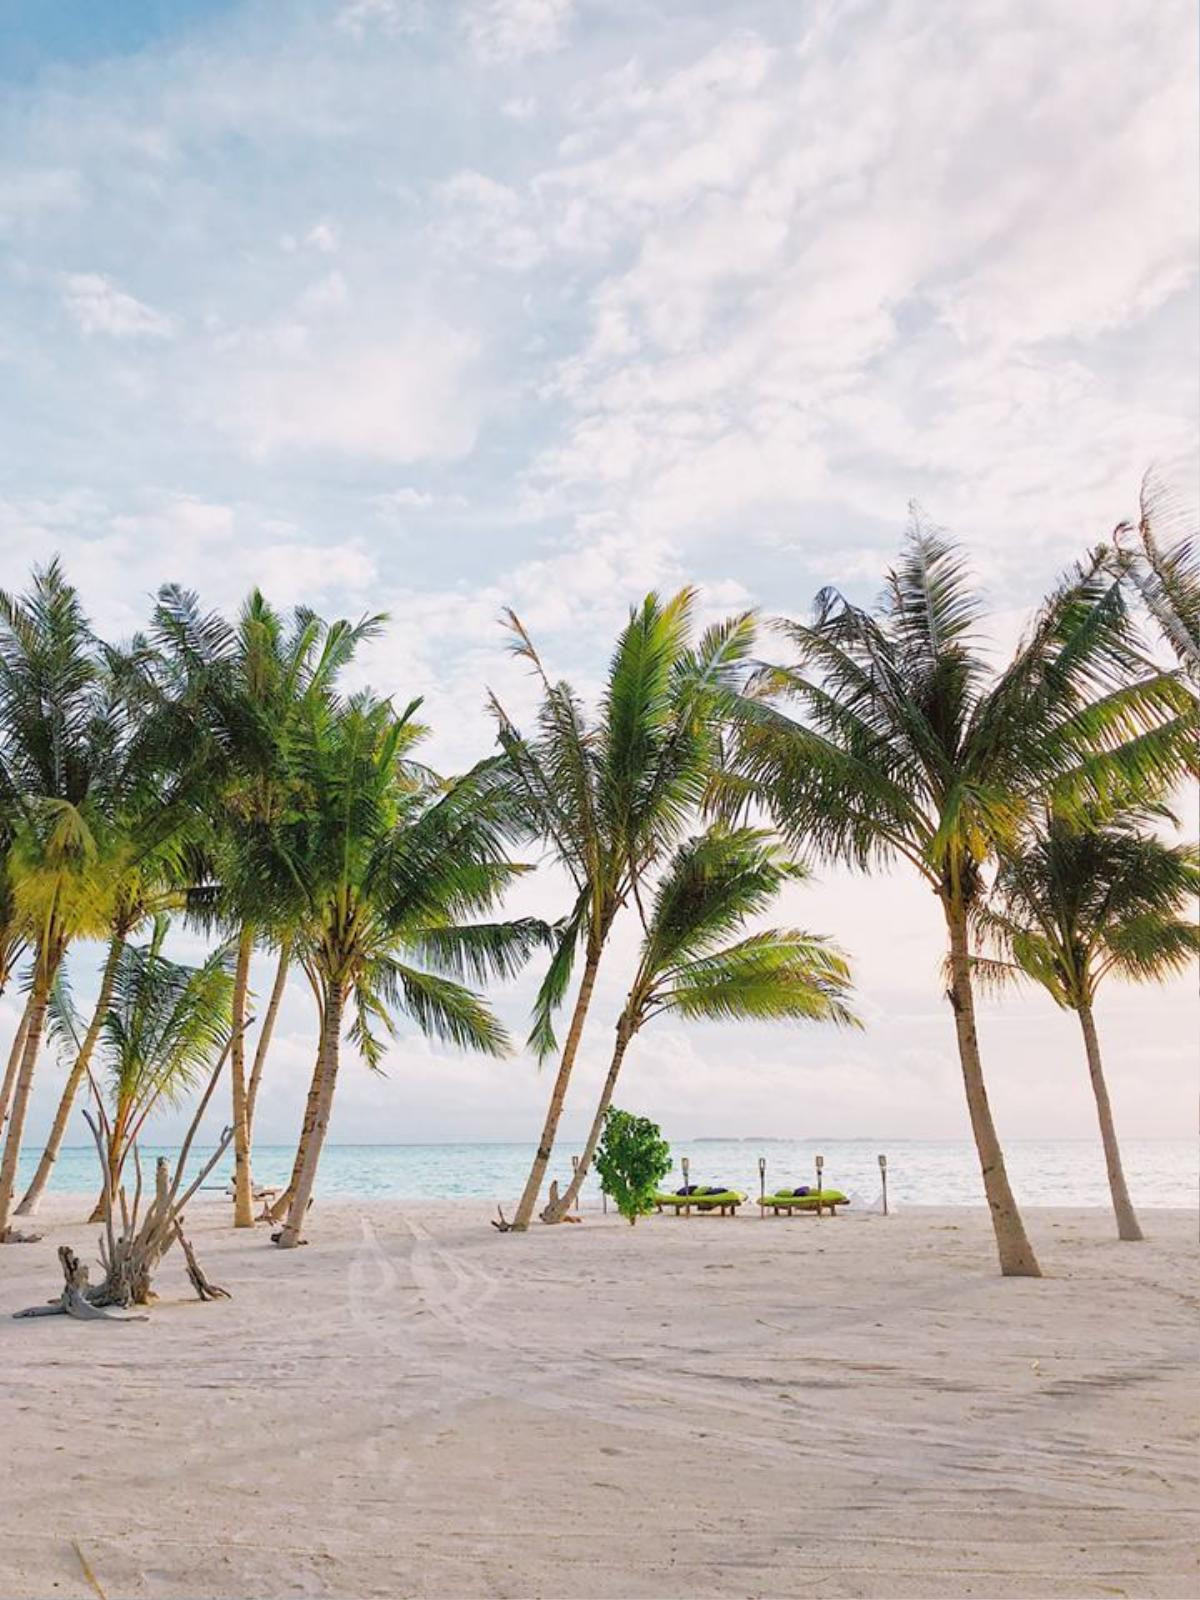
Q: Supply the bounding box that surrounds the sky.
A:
[1,0,1197,1152]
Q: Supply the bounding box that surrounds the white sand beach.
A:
[1,1199,1196,1600]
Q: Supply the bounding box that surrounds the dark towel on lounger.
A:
[675,1184,700,1196]
[791,1186,811,1197]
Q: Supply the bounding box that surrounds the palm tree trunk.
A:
[1077,1001,1144,1242]
[511,949,602,1231]
[16,933,125,1217]
[276,980,343,1248]
[543,1013,632,1221]
[264,1045,323,1223]
[230,924,255,1228]
[245,937,290,1139]
[0,991,34,1140]
[0,966,55,1241]
[945,902,1041,1277]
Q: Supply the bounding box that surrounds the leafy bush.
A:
[594,1107,672,1225]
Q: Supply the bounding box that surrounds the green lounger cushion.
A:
[655,1190,747,1207]
[761,1189,849,1208]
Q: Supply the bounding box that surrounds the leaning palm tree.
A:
[56,918,233,1216]
[977,813,1199,1241]
[12,621,208,1219]
[549,826,857,1217]
[727,520,1195,1276]
[150,585,382,1227]
[0,854,31,1137]
[495,591,756,1229]
[273,692,549,1248]
[14,820,196,1217]
[1112,474,1199,684]
[0,563,148,1243]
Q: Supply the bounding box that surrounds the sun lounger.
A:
[758,1188,849,1215]
[654,1187,747,1216]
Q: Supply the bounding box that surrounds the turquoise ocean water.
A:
[14,1137,1197,1209]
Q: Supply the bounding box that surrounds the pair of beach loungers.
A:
[652,1184,850,1217]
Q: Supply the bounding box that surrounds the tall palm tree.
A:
[12,621,210,1218]
[274,692,549,1248]
[0,563,150,1242]
[977,814,1199,1241]
[727,522,1195,1276]
[62,917,233,1214]
[150,585,381,1227]
[551,826,857,1216]
[494,591,756,1230]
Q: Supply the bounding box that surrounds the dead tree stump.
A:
[13,1246,148,1322]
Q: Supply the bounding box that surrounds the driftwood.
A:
[538,1180,582,1225]
[173,1219,230,1301]
[13,1246,147,1322]
[12,1035,240,1325]
[491,1205,512,1232]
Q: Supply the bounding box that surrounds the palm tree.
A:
[65,917,233,1216]
[977,814,1199,1241]
[12,620,210,1218]
[551,826,858,1216]
[274,692,549,1248]
[1113,475,1199,683]
[0,855,31,1136]
[14,828,195,1217]
[494,591,756,1230]
[728,521,1195,1275]
[0,563,148,1242]
[150,585,381,1227]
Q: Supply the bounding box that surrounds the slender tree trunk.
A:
[245,937,290,1139]
[16,933,125,1217]
[944,902,1041,1277]
[230,924,255,1228]
[276,980,343,1248]
[511,949,602,1231]
[0,992,34,1139]
[1077,1001,1144,1242]
[0,964,56,1241]
[88,1097,131,1223]
[543,1014,632,1220]
[265,1045,323,1223]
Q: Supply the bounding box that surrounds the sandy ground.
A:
[0,1198,1196,1600]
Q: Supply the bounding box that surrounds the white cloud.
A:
[434,171,544,270]
[224,329,482,462]
[336,0,425,41]
[296,269,350,313]
[61,273,174,338]
[463,0,574,64]
[0,167,82,230]
[305,220,340,254]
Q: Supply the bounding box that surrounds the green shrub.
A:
[594,1107,672,1225]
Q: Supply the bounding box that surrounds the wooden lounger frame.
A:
[757,1196,847,1216]
[653,1195,745,1217]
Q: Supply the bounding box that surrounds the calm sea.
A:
[15,1137,1198,1209]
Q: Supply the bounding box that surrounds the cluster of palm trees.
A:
[0,492,1195,1280]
